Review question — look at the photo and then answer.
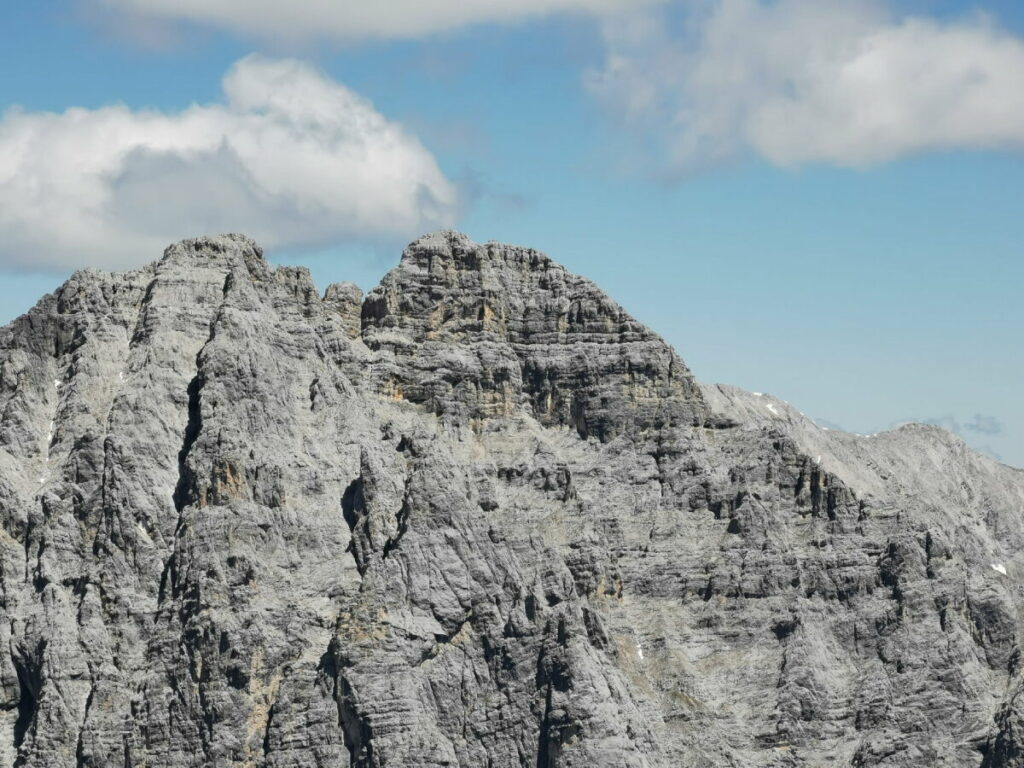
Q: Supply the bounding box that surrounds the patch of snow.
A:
[119,371,125,381]
[38,476,46,484]
[635,643,644,660]
[821,427,830,431]
[54,380,62,389]
[136,523,154,546]
[992,563,1008,576]
[765,403,779,416]
[753,392,763,397]
[815,456,821,464]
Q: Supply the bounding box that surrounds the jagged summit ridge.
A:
[365,230,707,440]
[400,229,557,271]
[0,232,1022,768]
[158,232,268,272]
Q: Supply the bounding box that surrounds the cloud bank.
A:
[0,55,458,270]
[92,0,660,42]
[589,0,1024,171]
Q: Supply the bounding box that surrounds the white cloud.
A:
[91,0,660,42]
[588,0,1024,170]
[0,55,458,270]
[964,414,1002,436]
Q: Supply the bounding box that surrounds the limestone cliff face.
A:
[0,232,1022,768]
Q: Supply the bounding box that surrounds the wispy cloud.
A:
[963,413,1003,435]
[588,0,1024,172]
[87,0,661,43]
[0,56,458,270]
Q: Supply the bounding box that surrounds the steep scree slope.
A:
[0,231,1022,767]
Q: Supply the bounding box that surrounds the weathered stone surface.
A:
[0,231,1021,767]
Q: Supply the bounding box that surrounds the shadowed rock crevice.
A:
[380,495,411,559]
[341,477,369,576]
[11,641,45,756]
[172,372,205,514]
[74,682,96,768]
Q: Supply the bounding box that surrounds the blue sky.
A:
[1,0,1022,466]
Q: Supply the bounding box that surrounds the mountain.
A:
[0,231,1022,768]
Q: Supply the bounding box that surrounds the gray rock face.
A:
[0,230,1022,767]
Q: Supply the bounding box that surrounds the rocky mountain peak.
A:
[364,231,706,440]
[0,232,1022,768]
[158,232,270,277]
[399,229,556,274]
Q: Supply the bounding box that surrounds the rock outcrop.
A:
[0,231,1021,767]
